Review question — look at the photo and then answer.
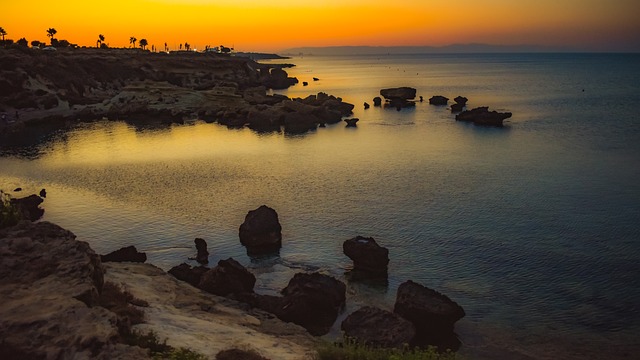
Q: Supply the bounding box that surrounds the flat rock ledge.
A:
[0,221,315,360]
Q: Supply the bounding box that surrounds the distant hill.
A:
[281,44,574,56]
[234,52,289,60]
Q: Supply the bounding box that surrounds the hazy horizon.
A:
[3,1,640,53]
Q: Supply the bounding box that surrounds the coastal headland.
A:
[0,47,354,146]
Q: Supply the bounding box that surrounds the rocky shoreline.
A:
[0,47,354,147]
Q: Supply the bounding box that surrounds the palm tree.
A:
[139,38,148,50]
[129,36,137,48]
[185,42,190,51]
[97,34,105,48]
[0,27,7,42]
[46,28,57,44]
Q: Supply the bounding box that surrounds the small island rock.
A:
[239,205,282,254]
[455,106,512,127]
[429,95,449,106]
[343,236,389,274]
[101,245,147,263]
[198,258,256,296]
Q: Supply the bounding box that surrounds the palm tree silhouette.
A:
[139,38,148,50]
[46,28,57,44]
[130,36,137,48]
[97,34,105,48]
[185,42,190,51]
[0,27,7,42]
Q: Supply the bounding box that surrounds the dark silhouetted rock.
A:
[239,205,282,254]
[429,95,449,105]
[313,77,319,81]
[454,96,468,105]
[39,188,47,198]
[302,81,308,86]
[380,87,416,101]
[373,97,382,106]
[194,237,209,264]
[341,306,416,348]
[101,246,147,263]
[450,103,465,113]
[10,194,44,222]
[419,96,424,102]
[198,258,256,296]
[168,263,209,287]
[261,67,299,90]
[343,236,389,274]
[455,106,512,127]
[364,102,370,109]
[13,187,22,192]
[344,118,359,127]
[279,272,346,336]
[394,280,464,349]
[380,87,417,109]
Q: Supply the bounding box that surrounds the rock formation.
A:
[198,258,256,296]
[344,118,359,127]
[455,106,512,127]
[373,96,382,107]
[394,280,464,349]
[341,306,416,348]
[0,221,147,359]
[343,236,389,274]
[194,237,209,264]
[380,87,417,109]
[168,263,209,287]
[10,194,44,221]
[101,245,147,263]
[429,95,449,106]
[239,205,283,254]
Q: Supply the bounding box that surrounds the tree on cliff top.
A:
[130,36,137,48]
[139,38,148,50]
[97,34,104,48]
[46,28,57,44]
[0,27,7,42]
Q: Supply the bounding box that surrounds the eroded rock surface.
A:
[341,306,416,348]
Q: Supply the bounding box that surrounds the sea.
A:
[1,53,639,359]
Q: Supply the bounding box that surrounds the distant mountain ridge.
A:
[281,44,575,56]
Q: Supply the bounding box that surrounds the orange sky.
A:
[2,0,639,52]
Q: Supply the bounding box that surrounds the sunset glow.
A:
[3,0,640,51]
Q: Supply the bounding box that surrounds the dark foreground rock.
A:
[10,194,44,221]
[341,306,416,348]
[238,272,346,336]
[239,205,282,254]
[101,245,147,263]
[344,118,359,127]
[373,96,382,106]
[394,280,465,349]
[455,106,512,127]
[168,263,209,287]
[343,236,389,274]
[0,221,149,359]
[198,258,256,296]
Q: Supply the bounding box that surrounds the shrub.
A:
[0,190,22,229]
[314,339,458,360]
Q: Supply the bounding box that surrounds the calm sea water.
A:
[2,53,639,358]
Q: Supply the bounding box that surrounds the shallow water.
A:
[2,53,639,357]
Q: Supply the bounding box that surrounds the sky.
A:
[2,0,640,52]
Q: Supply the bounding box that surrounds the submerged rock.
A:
[343,236,389,274]
[101,245,147,263]
[239,205,282,254]
[380,87,417,109]
[342,306,416,348]
[454,96,468,105]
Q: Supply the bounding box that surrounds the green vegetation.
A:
[0,191,22,229]
[123,330,207,360]
[314,340,458,360]
[0,27,7,41]
[130,36,137,48]
[139,38,148,50]
[46,27,57,44]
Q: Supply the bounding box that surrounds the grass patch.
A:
[315,339,458,360]
[123,329,208,360]
[98,281,147,334]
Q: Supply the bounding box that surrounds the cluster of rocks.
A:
[162,205,465,349]
[428,93,512,127]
